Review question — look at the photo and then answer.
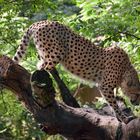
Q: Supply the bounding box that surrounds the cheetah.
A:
[13,20,140,123]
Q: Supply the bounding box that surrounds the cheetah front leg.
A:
[100,85,132,123]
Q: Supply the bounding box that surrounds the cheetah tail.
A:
[12,27,32,63]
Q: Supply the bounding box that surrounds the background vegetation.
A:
[0,0,140,139]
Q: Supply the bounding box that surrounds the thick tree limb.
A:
[50,68,80,108]
[0,55,140,140]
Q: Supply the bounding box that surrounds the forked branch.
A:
[0,55,140,140]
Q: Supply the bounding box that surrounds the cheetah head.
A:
[121,66,140,105]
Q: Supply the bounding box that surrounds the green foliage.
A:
[0,0,140,139]
[0,90,46,139]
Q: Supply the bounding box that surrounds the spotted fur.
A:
[13,20,140,123]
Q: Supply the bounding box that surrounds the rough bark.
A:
[0,55,140,140]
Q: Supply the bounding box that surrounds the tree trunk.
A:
[0,55,140,140]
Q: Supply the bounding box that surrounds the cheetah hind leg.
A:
[37,59,56,71]
[100,86,134,124]
[37,59,46,70]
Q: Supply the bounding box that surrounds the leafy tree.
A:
[0,0,140,139]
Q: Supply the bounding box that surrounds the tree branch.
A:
[50,68,80,108]
[0,55,140,140]
[118,31,140,40]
